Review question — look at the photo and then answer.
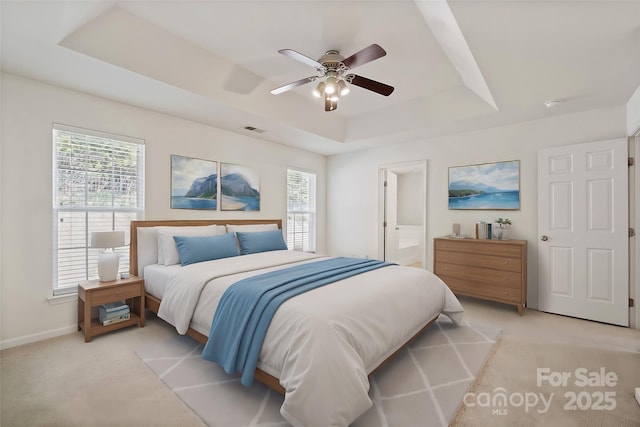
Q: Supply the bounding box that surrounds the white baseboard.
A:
[0,325,77,350]
[635,387,640,406]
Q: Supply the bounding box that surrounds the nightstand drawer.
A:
[92,283,141,305]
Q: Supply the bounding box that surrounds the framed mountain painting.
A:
[448,160,520,210]
[220,163,260,211]
[170,155,218,210]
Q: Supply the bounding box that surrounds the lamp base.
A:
[97,251,120,282]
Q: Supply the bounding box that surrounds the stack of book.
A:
[474,222,493,239]
[99,301,130,326]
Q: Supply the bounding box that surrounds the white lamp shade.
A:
[91,231,125,249]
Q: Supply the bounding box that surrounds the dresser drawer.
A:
[435,239,522,258]
[435,262,522,289]
[435,251,522,272]
[92,283,141,305]
[439,275,522,304]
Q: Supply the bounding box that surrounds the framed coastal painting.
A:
[220,163,260,211]
[448,160,520,210]
[170,155,218,210]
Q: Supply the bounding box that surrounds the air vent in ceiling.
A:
[244,126,266,134]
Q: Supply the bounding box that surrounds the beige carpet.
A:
[136,317,500,427]
[0,317,206,427]
[2,297,639,427]
[451,337,640,427]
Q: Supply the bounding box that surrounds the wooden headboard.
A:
[129,219,283,276]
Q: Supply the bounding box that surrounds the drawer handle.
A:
[444,244,448,248]
[444,267,448,270]
[115,291,121,295]
[504,291,509,295]
[504,277,508,280]
[504,261,509,265]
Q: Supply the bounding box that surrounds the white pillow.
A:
[155,225,224,266]
[226,223,278,233]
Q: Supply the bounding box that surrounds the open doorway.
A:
[378,161,427,268]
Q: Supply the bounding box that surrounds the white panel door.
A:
[538,139,628,326]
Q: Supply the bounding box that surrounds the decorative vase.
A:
[97,250,120,282]
[501,226,510,240]
[493,227,503,240]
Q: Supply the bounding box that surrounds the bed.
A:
[130,219,464,427]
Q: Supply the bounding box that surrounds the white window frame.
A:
[286,168,316,252]
[52,124,145,295]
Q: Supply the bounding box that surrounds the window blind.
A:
[287,168,316,252]
[53,124,145,294]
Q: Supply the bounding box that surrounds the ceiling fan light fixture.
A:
[325,95,338,112]
[324,76,337,95]
[337,79,350,96]
[312,82,325,98]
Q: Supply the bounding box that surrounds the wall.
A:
[0,73,326,348]
[627,85,640,136]
[327,106,628,310]
[397,172,424,226]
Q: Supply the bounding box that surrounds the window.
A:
[53,124,145,295]
[286,168,316,252]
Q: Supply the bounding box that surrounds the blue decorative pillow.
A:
[236,229,288,255]
[173,233,240,266]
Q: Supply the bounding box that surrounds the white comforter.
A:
[158,250,464,427]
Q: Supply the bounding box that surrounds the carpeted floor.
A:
[451,337,640,427]
[2,297,638,427]
[136,316,501,427]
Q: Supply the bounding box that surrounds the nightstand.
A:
[77,275,145,342]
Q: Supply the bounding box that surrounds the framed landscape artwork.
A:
[448,160,520,210]
[220,163,260,211]
[170,154,218,210]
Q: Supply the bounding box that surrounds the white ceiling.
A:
[2,0,639,155]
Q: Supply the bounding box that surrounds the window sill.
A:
[47,293,77,305]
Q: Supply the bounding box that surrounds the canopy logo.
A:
[463,388,553,416]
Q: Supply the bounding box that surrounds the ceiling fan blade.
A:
[347,74,394,96]
[342,44,387,69]
[270,76,317,95]
[278,49,323,69]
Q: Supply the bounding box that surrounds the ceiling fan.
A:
[270,44,394,112]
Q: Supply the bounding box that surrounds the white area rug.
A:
[136,316,500,427]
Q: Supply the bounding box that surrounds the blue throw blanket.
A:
[201,257,393,386]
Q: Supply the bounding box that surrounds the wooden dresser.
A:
[434,237,527,315]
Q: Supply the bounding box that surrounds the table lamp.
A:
[91,231,125,282]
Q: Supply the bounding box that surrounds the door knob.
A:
[540,235,549,241]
